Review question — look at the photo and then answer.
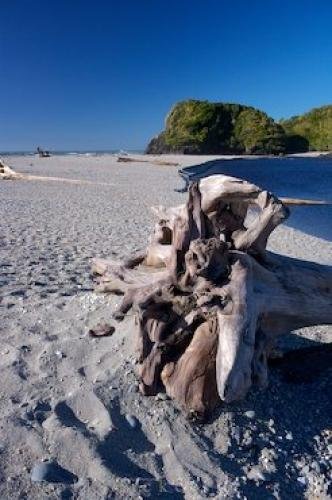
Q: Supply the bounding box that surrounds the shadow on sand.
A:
[204,333,332,499]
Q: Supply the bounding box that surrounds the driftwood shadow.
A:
[207,335,331,498]
[96,400,185,498]
[269,341,332,384]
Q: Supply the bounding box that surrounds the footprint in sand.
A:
[54,388,113,439]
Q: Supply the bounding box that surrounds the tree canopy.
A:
[146,101,331,155]
[280,105,332,151]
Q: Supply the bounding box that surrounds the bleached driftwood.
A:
[0,159,114,186]
[0,159,22,180]
[117,156,179,166]
[93,174,332,418]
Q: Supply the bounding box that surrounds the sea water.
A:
[180,157,332,241]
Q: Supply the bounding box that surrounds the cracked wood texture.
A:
[92,174,332,419]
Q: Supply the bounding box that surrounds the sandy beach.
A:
[0,154,331,499]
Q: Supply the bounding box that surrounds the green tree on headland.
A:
[165,100,243,153]
[233,108,286,154]
[280,105,332,151]
[146,100,288,154]
[146,100,331,155]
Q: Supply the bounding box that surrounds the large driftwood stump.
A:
[93,174,332,419]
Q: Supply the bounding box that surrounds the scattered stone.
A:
[202,485,212,495]
[34,280,47,287]
[242,429,253,447]
[125,414,138,429]
[31,461,78,484]
[88,323,115,338]
[20,345,31,353]
[231,426,241,444]
[311,461,320,473]
[285,432,293,440]
[297,476,306,486]
[155,393,169,401]
[10,289,26,297]
[260,447,277,474]
[244,410,255,419]
[245,466,267,482]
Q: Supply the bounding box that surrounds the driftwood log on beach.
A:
[117,155,179,166]
[0,159,22,180]
[93,174,332,418]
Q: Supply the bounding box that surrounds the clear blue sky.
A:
[1,0,331,151]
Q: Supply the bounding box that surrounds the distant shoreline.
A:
[1,150,331,159]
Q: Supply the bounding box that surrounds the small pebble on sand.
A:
[297,476,306,485]
[31,461,78,484]
[125,414,138,429]
[246,466,267,482]
[156,393,169,401]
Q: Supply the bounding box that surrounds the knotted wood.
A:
[92,174,332,419]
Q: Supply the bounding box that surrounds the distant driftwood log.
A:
[117,155,179,166]
[0,159,22,180]
[0,159,114,185]
[93,174,332,419]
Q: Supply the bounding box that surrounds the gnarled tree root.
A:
[92,174,332,419]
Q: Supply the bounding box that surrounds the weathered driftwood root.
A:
[92,174,332,419]
[0,159,22,180]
